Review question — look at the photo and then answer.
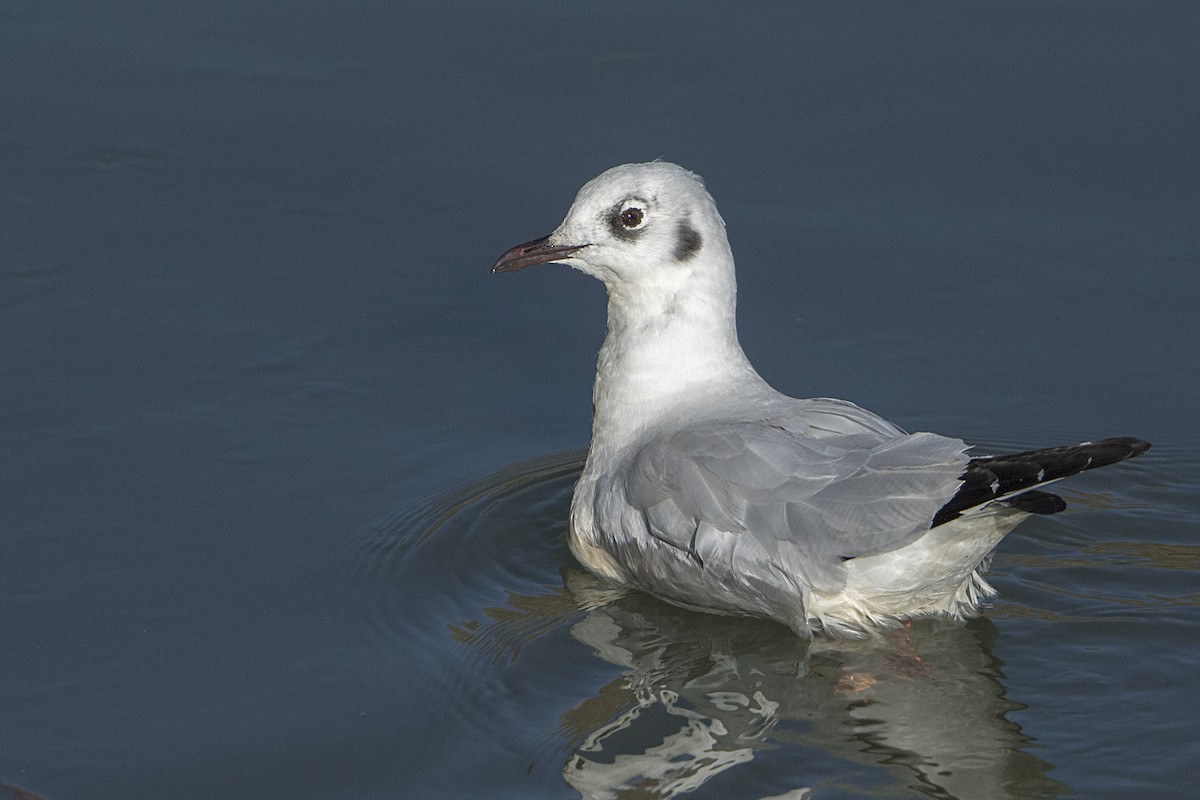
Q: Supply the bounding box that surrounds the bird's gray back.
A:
[584,397,969,625]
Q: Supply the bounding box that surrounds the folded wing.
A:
[623,412,969,594]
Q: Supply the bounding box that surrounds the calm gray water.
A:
[3,3,1198,798]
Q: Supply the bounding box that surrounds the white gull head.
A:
[496,161,725,283]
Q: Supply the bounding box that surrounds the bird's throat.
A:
[590,298,758,443]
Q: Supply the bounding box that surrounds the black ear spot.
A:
[673,221,702,262]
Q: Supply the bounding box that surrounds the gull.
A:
[493,161,1150,637]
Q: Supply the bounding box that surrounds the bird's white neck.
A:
[588,263,764,451]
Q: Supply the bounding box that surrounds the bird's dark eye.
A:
[619,207,644,228]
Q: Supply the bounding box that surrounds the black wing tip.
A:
[1005,490,1068,516]
[1076,437,1152,469]
[931,435,1151,528]
[971,436,1151,468]
[1094,437,1151,457]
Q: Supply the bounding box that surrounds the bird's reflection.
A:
[454,568,1069,800]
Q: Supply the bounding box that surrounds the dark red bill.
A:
[492,236,584,273]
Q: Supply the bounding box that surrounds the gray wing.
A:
[622,403,969,594]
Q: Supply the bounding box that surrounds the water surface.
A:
[2,2,1197,798]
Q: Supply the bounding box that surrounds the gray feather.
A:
[620,411,969,595]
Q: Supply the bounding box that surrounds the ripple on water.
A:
[344,451,631,791]
[348,450,588,659]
